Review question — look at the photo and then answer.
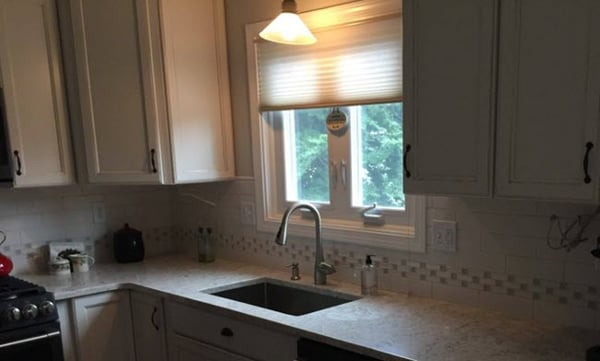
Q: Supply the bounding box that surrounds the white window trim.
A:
[245,0,425,253]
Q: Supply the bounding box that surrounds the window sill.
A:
[256,197,426,253]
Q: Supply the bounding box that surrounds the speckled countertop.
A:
[20,255,600,361]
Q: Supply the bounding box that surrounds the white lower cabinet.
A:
[165,300,297,361]
[71,291,136,361]
[58,292,298,361]
[131,292,167,361]
[56,300,77,361]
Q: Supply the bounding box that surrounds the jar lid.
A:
[114,223,141,236]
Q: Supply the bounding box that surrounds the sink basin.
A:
[207,279,359,316]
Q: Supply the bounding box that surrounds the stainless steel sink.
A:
[207,279,359,316]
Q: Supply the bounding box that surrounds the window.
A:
[246,0,425,251]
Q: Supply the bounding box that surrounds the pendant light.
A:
[259,0,316,45]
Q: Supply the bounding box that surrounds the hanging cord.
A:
[546,205,600,251]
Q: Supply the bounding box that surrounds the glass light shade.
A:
[259,12,316,45]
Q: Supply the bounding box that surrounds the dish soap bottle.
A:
[361,255,378,295]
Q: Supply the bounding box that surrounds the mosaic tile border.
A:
[174,228,600,312]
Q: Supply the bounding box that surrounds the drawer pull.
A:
[220,327,234,337]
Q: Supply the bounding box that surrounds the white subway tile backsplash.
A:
[168,179,600,330]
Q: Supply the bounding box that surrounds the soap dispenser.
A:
[361,254,378,295]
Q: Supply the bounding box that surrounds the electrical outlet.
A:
[431,220,457,252]
[240,201,255,225]
[92,202,106,223]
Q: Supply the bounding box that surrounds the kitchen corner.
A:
[20,254,600,361]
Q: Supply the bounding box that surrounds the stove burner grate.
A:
[0,276,45,300]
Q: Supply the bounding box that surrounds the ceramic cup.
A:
[49,257,71,276]
[67,254,95,273]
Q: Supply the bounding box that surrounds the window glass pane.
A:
[291,108,330,203]
[358,103,405,209]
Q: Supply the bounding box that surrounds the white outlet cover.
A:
[92,202,106,223]
[431,220,457,252]
[240,201,255,225]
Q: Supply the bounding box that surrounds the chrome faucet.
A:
[275,202,336,285]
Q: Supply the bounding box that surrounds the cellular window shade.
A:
[256,15,402,111]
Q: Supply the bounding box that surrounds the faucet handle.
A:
[287,263,301,280]
[318,261,336,275]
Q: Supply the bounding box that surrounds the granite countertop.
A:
[21,255,600,361]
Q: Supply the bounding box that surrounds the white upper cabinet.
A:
[495,0,600,202]
[70,0,165,184]
[404,0,600,203]
[71,0,234,185]
[161,0,234,183]
[0,0,74,187]
[403,0,497,196]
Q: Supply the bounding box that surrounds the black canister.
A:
[113,223,145,263]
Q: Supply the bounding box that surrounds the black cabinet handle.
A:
[150,306,159,331]
[584,142,594,184]
[403,144,411,178]
[220,327,234,337]
[13,150,22,176]
[150,149,157,173]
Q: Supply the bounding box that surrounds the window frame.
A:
[246,0,426,252]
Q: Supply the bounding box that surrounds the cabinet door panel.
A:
[495,0,600,201]
[0,0,74,187]
[71,0,164,184]
[131,292,167,361]
[72,291,135,361]
[57,300,77,361]
[403,0,496,196]
[160,0,235,183]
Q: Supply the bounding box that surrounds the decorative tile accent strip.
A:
[173,227,600,314]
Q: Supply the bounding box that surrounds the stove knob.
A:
[4,306,21,321]
[22,303,39,320]
[39,300,56,316]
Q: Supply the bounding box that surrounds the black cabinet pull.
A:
[13,150,22,176]
[150,149,157,173]
[584,142,594,184]
[403,144,411,178]
[150,306,159,331]
[220,327,234,337]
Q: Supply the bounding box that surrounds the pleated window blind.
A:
[256,15,402,111]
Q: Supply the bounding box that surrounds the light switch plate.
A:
[431,220,457,252]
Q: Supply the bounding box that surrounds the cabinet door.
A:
[160,0,235,183]
[0,0,74,187]
[131,292,167,361]
[169,333,253,361]
[70,0,165,184]
[403,0,497,196]
[57,300,77,361]
[495,0,600,201]
[72,291,135,361]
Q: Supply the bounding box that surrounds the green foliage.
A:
[360,103,404,209]
[294,108,330,203]
[291,103,404,209]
